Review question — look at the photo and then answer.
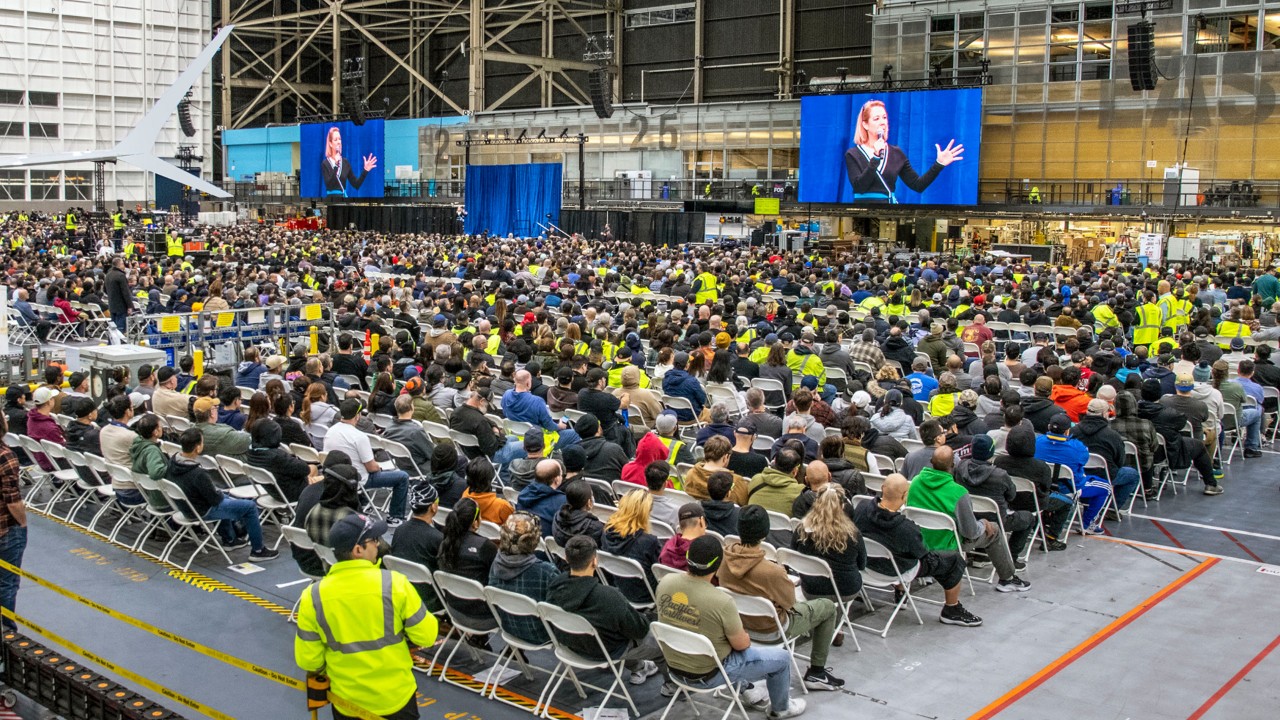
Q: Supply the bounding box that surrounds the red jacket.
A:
[25,409,65,471]
[1049,384,1091,423]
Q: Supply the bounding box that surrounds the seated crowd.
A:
[8,227,1277,717]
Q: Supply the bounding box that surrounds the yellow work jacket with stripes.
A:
[1093,304,1120,332]
[1160,296,1191,331]
[694,272,720,304]
[658,436,685,466]
[64,213,77,231]
[951,303,971,318]
[785,349,826,387]
[859,296,885,311]
[1148,337,1177,357]
[1216,320,1251,349]
[295,560,437,717]
[1132,303,1162,346]
[166,234,184,257]
[608,362,650,388]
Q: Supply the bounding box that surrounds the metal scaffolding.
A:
[218,0,623,132]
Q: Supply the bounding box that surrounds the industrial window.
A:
[0,122,21,137]
[1194,13,1271,53]
[0,171,24,201]
[0,90,22,105]
[625,4,695,28]
[28,123,58,138]
[26,91,58,107]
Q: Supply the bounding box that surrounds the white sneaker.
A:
[767,698,806,719]
[628,660,659,685]
[740,685,770,710]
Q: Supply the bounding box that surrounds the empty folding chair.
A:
[431,571,501,689]
[280,525,325,622]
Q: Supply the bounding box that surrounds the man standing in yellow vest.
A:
[64,209,77,238]
[1092,297,1121,334]
[166,229,184,258]
[111,210,126,245]
[1132,292,1162,348]
[295,512,437,720]
[693,265,720,305]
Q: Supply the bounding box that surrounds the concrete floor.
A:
[7,449,1280,720]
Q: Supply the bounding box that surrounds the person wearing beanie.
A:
[993,425,1073,551]
[390,482,444,611]
[953,435,1036,560]
[870,388,914,439]
[657,535,807,717]
[574,413,628,482]
[717,505,845,693]
[1070,399,1143,515]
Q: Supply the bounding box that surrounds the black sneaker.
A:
[248,547,279,561]
[1244,449,1263,458]
[1013,558,1027,571]
[221,538,250,551]
[995,575,1032,593]
[802,667,845,691]
[939,603,983,627]
[1045,538,1068,552]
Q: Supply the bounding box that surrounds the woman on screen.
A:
[843,99,963,204]
[320,126,378,196]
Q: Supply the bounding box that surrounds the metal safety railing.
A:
[124,304,337,367]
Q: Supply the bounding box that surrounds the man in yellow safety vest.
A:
[1132,292,1162,347]
[295,512,437,720]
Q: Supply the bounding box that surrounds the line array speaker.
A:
[1127,21,1157,91]
[588,68,613,119]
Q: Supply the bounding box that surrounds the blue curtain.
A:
[464,163,562,236]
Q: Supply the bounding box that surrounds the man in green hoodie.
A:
[905,446,1031,594]
[747,448,805,516]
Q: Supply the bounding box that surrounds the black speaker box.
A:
[1128,21,1157,91]
[589,68,613,119]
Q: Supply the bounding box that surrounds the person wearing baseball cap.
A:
[1158,367,1223,493]
[150,366,190,419]
[296,511,438,719]
[1034,413,1117,534]
[952,435,1037,561]
[655,533,810,716]
[25,385,64,471]
[657,503,706,571]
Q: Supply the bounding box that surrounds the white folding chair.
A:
[776,548,863,650]
[720,588,808,694]
[595,550,657,611]
[846,536,923,637]
[537,601,638,719]
[431,571,501,691]
[651,623,752,720]
[279,525,324,622]
[482,587,556,712]
[156,479,235,571]
[902,507,975,595]
[967,495,1011,583]
[1010,476,1048,557]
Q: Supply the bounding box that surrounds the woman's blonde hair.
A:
[853,99,887,146]
[605,490,653,537]
[798,486,858,555]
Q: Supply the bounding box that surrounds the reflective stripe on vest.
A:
[298,570,425,653]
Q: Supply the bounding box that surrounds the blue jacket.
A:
[516,481,567,536]
[502,389,558,431]
[661,368,707,422]
[235,361,266,390]
[1033,432,1088,493]
[218,407,247,431]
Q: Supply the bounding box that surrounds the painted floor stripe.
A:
[1186,633,1280,719]
[1129,513,1280,543]
[968,558,1219,720]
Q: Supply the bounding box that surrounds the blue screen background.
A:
[798,88,983,205]
[300,119,386,199]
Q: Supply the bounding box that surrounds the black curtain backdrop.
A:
[561,210,705,245]
[327,204,460,234]
[328,204,705,245]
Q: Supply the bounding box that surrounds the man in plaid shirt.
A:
[0,413,28,630]
[848,328,886,370]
